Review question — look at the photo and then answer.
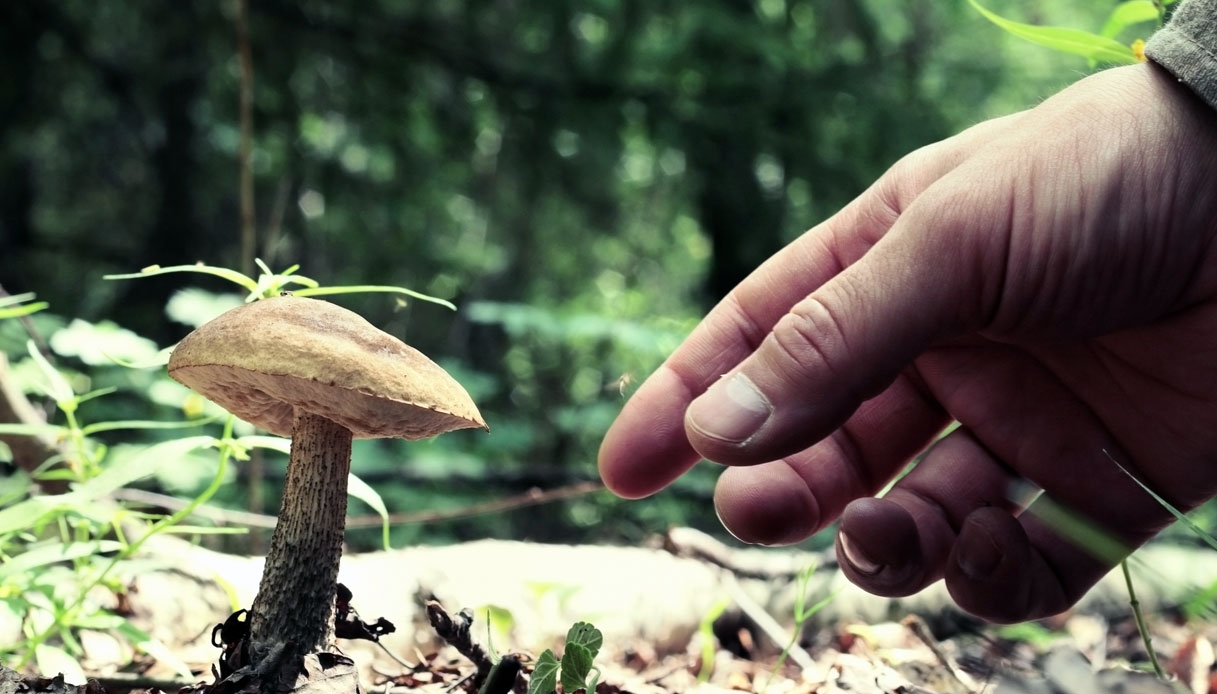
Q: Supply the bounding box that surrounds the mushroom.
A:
[167,295,486,675]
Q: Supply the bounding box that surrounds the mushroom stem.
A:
[248,410,353,667]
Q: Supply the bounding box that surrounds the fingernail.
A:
[958,521,1003,580]
[839,532,882,575]
[686,373,772,443]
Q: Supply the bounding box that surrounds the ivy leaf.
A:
[560,643,594,693]
[566,622,603,658]
[527,649,559,694]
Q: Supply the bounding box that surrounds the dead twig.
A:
[425,601,493,688]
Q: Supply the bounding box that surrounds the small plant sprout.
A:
[167,295,487,686]
[527,622,604,694]
[765,561,835,689]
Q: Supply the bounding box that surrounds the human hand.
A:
[598,63,1217,622]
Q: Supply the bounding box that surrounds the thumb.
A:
[685,193,991,465]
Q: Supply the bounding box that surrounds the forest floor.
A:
[6,532,1216,694]
[7,597,1211,694]
[392,605,1208,694]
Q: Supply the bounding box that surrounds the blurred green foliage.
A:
[0,0,1127,550]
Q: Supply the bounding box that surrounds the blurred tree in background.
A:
[0,0,1093,551]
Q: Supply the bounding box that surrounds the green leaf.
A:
[0,540,125,580]
[48,319,161,366]
[35,644,86,685]
[968,0,1139,64]
[560,643,594,693]
[347,473,392,550]
[527,649,559,694]
[293,285,457,311]
[1101,0,1161,37]
[0,423,67,438]
[76,436,217,501]
[104,264,260,294]
[236,435,291,455]
[81,416,217,436]
[0,302,49,320]
[115,620,194,679]
[566,622,603,657]
[158,525,249,535]
[27,340,75,405]
[237,436,393,549]
[0,292,37,308]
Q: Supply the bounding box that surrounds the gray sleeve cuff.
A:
[1145,0,1217,111]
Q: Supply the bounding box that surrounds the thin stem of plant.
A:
[1121,559,1165,678]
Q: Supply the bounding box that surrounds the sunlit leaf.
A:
[968,0,1139,64]
[35,644,86,685]
[157,525,249,535]
[1101,0,1161,37]
[0,302,49,320]
[81,416,218,436]
[26,340,75,405]
[49,319,161,366]
[0,292,37,308]
[0,540,125,580]
[237,435,290,455]
[104,264,260,294]
[75,436,216,501]
[0,423,67,438]
[165,288,244,328]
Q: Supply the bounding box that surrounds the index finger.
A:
[598,188,900,498]
[597,119,1012,498]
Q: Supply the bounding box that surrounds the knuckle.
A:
[768,296,849,382]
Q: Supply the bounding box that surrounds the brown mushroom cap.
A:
[168,295,487,439]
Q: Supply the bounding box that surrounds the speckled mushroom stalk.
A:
[247,411,353,663]
[167,295,487,682]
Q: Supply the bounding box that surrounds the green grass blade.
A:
[1025,493,1131,566]
[293,285,457,311]
[968,0,1139,64]
[348,473,392,550]
[1105,450,1217,552]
